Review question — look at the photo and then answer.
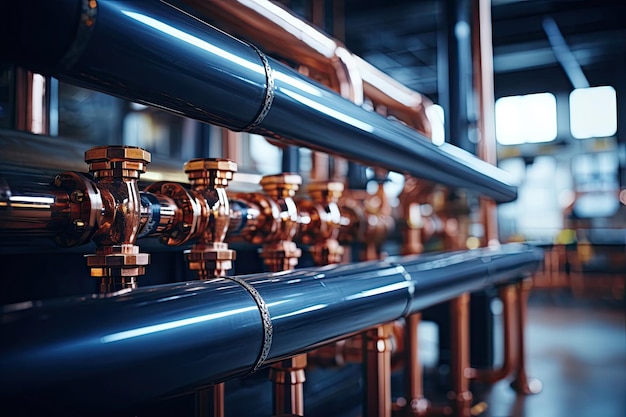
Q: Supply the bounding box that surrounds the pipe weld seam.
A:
[392,263,416,317]
[241,44,275,132]
[222,276,273,373]
[59,0,98,69]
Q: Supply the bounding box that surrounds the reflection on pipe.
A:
[0,178,71,238]
[101,305,258,343]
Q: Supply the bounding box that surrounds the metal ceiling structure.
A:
[343,0,626,100]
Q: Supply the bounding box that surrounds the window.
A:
[569,86,617,139]
[495,92,557,145]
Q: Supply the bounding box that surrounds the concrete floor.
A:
[483,294,626,417]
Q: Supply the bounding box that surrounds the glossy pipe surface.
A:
[0,244,541,410]
[0,177,71,238]
[0,0,516,202]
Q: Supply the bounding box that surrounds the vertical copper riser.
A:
[449,294,472,417]
[403,313,430,416]
[510,279,542,395]
[472,285,516,384]
[364,323,395,417]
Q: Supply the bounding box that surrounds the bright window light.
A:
[495,92,557,145]
[569,86,617,139]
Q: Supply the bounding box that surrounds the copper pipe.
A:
[472,285,516,383]
[356,57,433,137]
[222,129,243,163]
[0,179,71,238]
[472,0,499,247]
[14,67,49,135]
[364,323,394,417]
[450,293,472,417]
[510,279,543,395]
[403,313,429,416]
[269,354,308,416]
[195,384,224,417]
[181,0,437,137]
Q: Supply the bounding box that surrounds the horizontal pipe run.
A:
[0,0,515,202]
[0,244,541,411]
[0,178,71,238]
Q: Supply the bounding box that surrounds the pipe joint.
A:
[297,181,344,265]
[258,173,302,272]
[51,171,103,247]
[83,146,151,291]
[183,158,237,279]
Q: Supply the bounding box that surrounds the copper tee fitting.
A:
[83,146,151,293]
[183,158,237,279]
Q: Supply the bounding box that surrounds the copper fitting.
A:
[258,173,302,273]
[83,146,151,293]
[338,184,394,261]
[449,293,472,417]
[142,181,201,246]
[297,181,344,265]
[402,313,430,417]
[510,278,542,395]
[472,285,516,384]
[183,158,237,279]
[364,323,395,417]
[269,354,308,416]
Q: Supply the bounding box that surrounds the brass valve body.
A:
[83,145,151,291]
[298,181,344,265]
[183,158,237,279]
[258,173,302,272]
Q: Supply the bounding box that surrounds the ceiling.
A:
[341,0,626,101]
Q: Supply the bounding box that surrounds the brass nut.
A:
[187,260,233,272]
[260,173,302,197]
[184,158,237,175]
[260,241,302,260]
[184,249,236,261]
[307,181,344,194]
[85,146,151,164]
[307,181,344,202]
[90,266,146,278]
[260,173,302,188]
[85,146,151,176]
[86,252,150,267]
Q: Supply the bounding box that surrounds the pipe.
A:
[181,0,434,135]
[0,244,541,412]
[0,177,71,239]
[0,0,516,203]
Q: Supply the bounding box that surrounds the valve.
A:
[83,146,151,293]
[184,158,237,279]
[259,173,302,272]
[297,181,344,265]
